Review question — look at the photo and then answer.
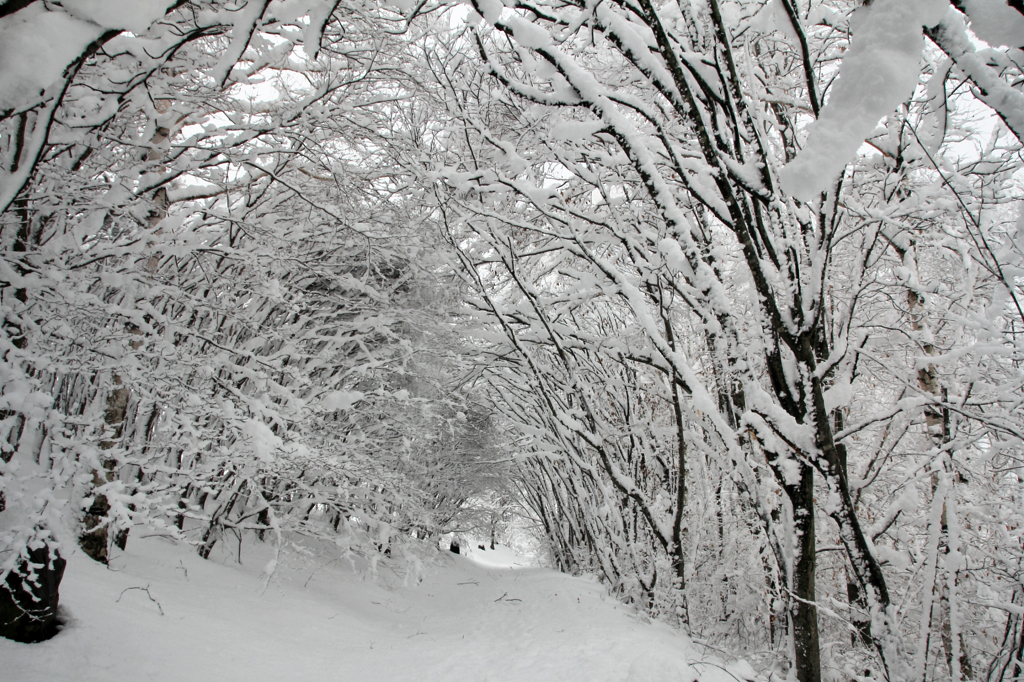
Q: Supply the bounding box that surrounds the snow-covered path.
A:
[2,540,739,682]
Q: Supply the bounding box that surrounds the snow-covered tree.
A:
[0,0,480,641]
[426,0,1024,680]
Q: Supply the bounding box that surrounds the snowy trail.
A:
[2,540,739,682]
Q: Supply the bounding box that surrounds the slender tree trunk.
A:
[668,365,689,628]
[904,243,973,680]
[836,435,872,647]
[989,587,1024,682]
[198,486,241,560]
[79,376,130,564]
[789,463,821,682]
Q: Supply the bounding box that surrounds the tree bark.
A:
[79,376,130,564]
[0,545,66,642]
[789,463,821,682]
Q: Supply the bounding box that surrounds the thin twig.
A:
[116,585,164,616]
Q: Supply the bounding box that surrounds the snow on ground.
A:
[459,542,532,569]
[1,538,746,682]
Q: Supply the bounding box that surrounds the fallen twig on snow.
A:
[117,585,164,616]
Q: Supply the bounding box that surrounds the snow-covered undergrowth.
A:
[1,538,747,682]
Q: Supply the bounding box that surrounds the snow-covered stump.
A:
[0,543,66,643]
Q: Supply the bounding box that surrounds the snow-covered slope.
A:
[1,539,745,682]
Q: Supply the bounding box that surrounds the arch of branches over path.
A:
[0,0,514,644]
[1,3,1024,682]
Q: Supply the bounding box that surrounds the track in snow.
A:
[2,538,747,682]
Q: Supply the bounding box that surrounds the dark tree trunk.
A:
[835,439,872,648]
[789,463,821,682]
[198,486,241,560]
[990,588,1024,682]
[846,566,872,647]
